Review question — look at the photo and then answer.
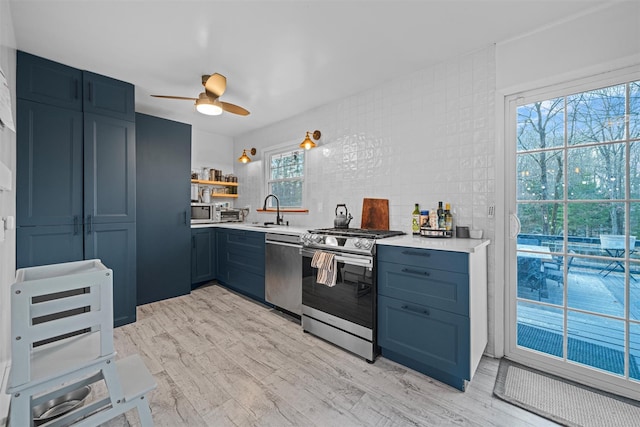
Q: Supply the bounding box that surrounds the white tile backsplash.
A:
[235,45,497,352]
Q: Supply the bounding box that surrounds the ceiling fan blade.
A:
[220,101,250,116]
[204,73,226,98]
[151,95,197,101]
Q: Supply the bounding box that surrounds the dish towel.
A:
[311,251,337,287]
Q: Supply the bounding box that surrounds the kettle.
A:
[334,204,353,229]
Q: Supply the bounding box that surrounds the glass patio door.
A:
[506,70,640,400]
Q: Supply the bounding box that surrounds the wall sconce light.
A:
[238,148,257,163]
[299,130,321,150]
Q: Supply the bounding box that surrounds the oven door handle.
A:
[300,248,373,267]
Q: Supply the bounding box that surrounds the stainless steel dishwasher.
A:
[265,232,302,316]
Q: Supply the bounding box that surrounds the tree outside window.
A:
[516,80,640,239]
[266,149,305,208]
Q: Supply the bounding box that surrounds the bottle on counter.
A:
[437,201,445,229]
[444,203,453,231]
[419,210,429,228]
[412,203,420,234]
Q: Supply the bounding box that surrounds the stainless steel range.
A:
[300,228,404,362]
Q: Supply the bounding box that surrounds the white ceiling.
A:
[9,0,605,138]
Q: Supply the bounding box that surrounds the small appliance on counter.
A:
[190,203,243,224]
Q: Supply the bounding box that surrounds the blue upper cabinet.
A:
[16,100,83,226]
[83,113,136,224]
[83,71,135,122]
[17,51,83,110]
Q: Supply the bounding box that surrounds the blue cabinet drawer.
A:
[378,295,470,379]
[377,245,468,274]
[378,261,468,315]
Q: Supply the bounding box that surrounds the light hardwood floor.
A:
[105,284,558,427]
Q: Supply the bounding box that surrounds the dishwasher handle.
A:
[266,240,302,249]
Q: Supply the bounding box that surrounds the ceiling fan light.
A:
[195,94,223,116]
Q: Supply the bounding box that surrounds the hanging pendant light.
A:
[299,130,321,150]
[238,148,257,163]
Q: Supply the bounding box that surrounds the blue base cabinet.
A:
[191,228,217,287]
[216,228,265,303]
[377,244,487,391]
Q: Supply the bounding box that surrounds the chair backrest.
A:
[10,259,114,387]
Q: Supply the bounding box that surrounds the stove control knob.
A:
[353,238,362,248]
[311,234,322,243]
[360,239,373,250]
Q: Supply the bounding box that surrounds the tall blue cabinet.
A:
[136,113,192,304]
[16,51,138,327]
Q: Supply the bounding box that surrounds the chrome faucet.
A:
[263,194,283,225]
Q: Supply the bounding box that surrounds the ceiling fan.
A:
[151,73,250,116]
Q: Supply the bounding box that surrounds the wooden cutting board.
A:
[361,198,389,230]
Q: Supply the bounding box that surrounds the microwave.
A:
[191,203,216,223]
[190,203,243,224]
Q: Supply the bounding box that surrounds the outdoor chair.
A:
[543,250,575,287]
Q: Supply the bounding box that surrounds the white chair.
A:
[6,259,156,427]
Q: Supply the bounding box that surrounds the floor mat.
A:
[493,359,640,427]
[517,323,640,378]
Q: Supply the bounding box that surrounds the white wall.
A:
[0,0,16,419]
[191,128,235,176]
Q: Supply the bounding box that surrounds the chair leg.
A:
[8,392,31,427]
[136,395,154,427]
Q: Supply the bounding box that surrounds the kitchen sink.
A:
[247,223,280,228]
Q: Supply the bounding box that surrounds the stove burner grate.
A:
[308,228,405,239]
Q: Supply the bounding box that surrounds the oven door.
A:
[301,247,374,330]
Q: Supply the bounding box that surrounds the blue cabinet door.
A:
[136,113,192,304]
[84,222,137,327]
[216,229,265,302]
[16,100,83,226]
[82,71,135,121]
[378,295,470,380]
[191,228,217,286]
[17,51,82,110]
[83,113,136,224]
[16,225,84,269]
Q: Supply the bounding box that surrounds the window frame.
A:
[263,142,307,209]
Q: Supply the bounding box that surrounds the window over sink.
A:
[265,147,306,208]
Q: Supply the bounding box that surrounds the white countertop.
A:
[192,223,489,252]
[191,222,308,236]
[377,234,490,253]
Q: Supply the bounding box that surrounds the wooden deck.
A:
[517,264,640,378]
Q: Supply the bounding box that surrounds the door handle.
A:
[86,214,93,233]
[510,213,521,239]
[183,210,188,225]
[73,215,79,235]
[401,304,430,316]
